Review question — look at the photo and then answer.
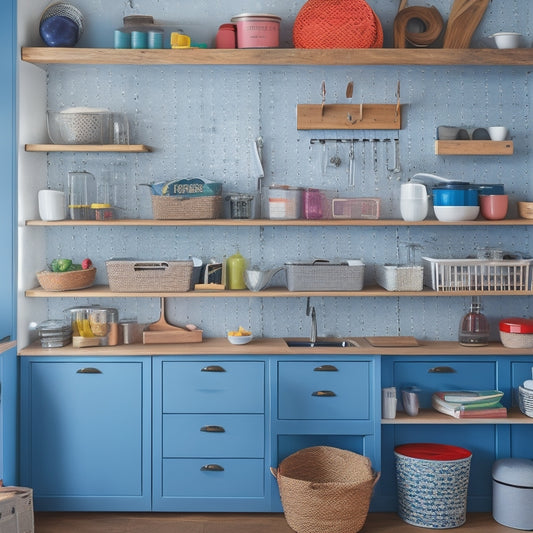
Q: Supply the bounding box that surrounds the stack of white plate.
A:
[518,385,533,418]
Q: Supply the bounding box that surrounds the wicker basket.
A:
[375,264,424,291]
[395,443,472,529]
[285,261,364,291]
[271,446,379,533]
[151,195,222,220]
[106,260,193,292]
[36,267,96,291]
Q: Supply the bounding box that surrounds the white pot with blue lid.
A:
[492,458,533,530]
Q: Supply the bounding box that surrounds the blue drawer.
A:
[278,361,370,420]
[163,414,264,458]
[393,360,497,408]
[162,458,264,498]
[162,361,264,414]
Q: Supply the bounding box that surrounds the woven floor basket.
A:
[293,0,383,49]
[151,195,222,220]
[271,446,380,533]
[37,267,96,291]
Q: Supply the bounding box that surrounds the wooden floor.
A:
[34,512,518,532]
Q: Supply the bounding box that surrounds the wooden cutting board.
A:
[365,336,420,347]
[443,0,490,48]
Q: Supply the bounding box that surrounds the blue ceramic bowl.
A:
[40,15,80,47]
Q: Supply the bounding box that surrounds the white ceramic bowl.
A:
[488,126,509,141]
[434,205,480,222]
[227,333,253,345]
[491,32,521,49]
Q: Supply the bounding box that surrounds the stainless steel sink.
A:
[285,338,358,348]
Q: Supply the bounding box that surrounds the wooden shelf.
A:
[24,284,533,298]
[382,408,532,424]
[25,144,151,153]
[24,218,533,227]
[435,140,514,155]
[21,47,533,66]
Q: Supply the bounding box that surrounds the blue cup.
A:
[131,31,148,49]
[114,30,131,49]
[148,31,163,49]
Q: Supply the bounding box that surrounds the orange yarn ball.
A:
[293,0,383,49]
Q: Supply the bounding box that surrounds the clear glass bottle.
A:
[458,296,490,346]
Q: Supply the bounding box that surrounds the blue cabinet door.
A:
[0,0,15,341]
[20,358,151,511]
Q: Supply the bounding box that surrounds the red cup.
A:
[480,194,508,220]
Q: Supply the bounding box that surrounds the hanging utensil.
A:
[348,141,355,187]
[346,81,354,123]
[320,80,326,116]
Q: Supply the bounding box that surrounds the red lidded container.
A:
[499,317,533,348]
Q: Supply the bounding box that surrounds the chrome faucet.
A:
[306,297,317,345]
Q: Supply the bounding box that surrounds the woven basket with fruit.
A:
[37,258,96,291]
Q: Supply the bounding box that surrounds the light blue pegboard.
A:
[40,0,533,340]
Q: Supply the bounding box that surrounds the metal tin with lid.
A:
[492,458,533,529]
[230,13,281,48]
[499,317,533,348]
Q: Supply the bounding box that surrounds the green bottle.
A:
[226,252,247,290]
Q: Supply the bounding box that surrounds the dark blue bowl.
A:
[40,15,80,47]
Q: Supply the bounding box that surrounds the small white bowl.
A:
[434,205,480,222]
[488,126,509,141]
[491,32,521,49]
[227,333,253,345]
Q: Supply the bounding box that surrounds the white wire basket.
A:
[422,257,533,292]
[518,386,533,418]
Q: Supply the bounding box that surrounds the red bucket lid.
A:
[395,443,472,461]
[499,317,533,334]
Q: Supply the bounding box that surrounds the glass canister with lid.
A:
[65,305,119,347]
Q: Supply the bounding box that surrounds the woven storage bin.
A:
[395,443,472,529]
[293,0,383,49]
[36,267,96,291]
[271,446,379,533]
[106,260,193,292]
[285,261,364,291]
[151,195,222,220]
[375,264,423,292]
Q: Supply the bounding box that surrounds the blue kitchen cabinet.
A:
[153,357,268,512]
[377,355,533,513]
[0,344,17,485]
[271,356,381,512]
[19,357,151,511]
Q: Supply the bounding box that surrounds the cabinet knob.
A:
[200,464,224,472]
[200,425,225,433]
[314,364,338,372]
[428,366,456,373]
[201,365,226,372]
[76,368,102,374]
[312,390,336,397]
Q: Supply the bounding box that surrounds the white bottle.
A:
[400,183,428,222]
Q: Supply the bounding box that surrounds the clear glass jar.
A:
[459,296,490,346]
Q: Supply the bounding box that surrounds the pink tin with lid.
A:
[230,13,281,48]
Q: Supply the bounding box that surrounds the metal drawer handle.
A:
[314,365,338,372]
[76,368,102,374]
[428,366,456,374]
[201,365,226,373]
[200,464,224,472]
[200,425,226,433]
[312,390,337,397]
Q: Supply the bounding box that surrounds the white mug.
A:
[38,189,66,221]
[400,183,428,222]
